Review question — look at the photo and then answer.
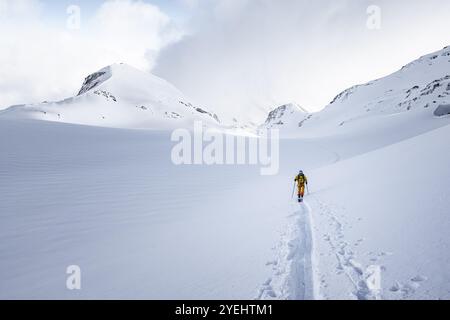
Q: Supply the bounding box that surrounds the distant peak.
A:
[274,103,308,113]
[264,103,308,125]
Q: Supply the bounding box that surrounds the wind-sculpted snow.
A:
[0,119,288,299]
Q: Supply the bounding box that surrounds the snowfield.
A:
[0,47,449,300]
[0,119,288,299]
[1,117,448,299]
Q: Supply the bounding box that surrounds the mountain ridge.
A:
[261,45,450,136]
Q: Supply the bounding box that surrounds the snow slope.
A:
[306,123,450,300]
[0,64,220,130]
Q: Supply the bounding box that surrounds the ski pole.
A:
[291,182,296,199]
[306,183,310,195]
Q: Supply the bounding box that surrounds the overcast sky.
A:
[1,0,450,121]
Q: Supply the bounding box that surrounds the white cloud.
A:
[92,0,181,70]
[0,0,41,19]
[0,0,181,109]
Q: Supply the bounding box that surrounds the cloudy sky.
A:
[1,0,450,121]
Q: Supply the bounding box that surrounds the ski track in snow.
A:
[257,196,382,300]
[256,201,317,300]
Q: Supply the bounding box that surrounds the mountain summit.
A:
[1,63,220,129]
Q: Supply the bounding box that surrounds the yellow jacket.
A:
[295,174,308,187]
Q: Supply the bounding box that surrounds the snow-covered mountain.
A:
[263,103,309,129]
[0,63,221,129]
[261,46,450,137]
